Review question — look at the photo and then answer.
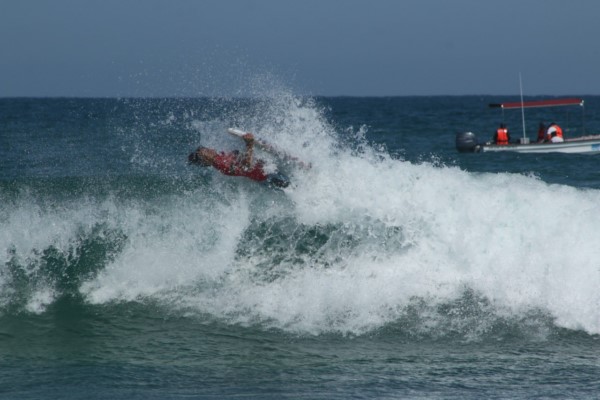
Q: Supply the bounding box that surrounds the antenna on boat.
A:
[519,72,528,142]
[582,99,586,135]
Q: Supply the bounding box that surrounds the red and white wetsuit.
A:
[212,152,268,182]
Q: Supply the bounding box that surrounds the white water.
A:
[2,92,600,336]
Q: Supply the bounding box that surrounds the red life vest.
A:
[496,128,509,145]
[212,152,268,182]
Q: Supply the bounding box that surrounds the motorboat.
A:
[456,98,600,154]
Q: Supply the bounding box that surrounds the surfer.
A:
[188,133,290,188]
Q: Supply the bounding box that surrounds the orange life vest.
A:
[555,125,563,138]
[546,124,564,140]
[496,128,509,145]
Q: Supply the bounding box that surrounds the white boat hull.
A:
[456,132,600,154]
[479,136,600,154]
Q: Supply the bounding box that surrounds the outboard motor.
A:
[456,131,479,153]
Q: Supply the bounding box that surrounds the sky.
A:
[2,0,600,97]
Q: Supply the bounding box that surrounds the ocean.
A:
[2,94,600,399]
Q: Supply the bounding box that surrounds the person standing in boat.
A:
[537,122,546,143]
[494,123,510,145]
[546,122,564,143]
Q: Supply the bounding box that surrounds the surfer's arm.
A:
[242,133,255,167]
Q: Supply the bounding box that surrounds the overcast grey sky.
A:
[2,0,599,97]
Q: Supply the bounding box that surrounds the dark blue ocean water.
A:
[2,95,600,399]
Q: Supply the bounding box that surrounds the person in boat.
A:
[546,122,564,143]
[493,123,510,145]
[549,131,565,143]
[537,122,546,143]
[188,133,290,188]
